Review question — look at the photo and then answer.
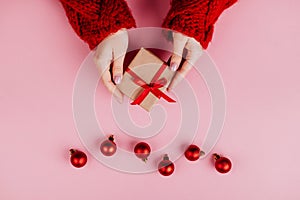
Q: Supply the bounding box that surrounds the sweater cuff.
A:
[162,0,237,49]
[60,0,136,50]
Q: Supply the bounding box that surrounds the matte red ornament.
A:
[184,144,202,161]
[70,149,87,168]
[134,142,151,162]
[100,135,117,156]
[213,153,232,174]
[158,154,175,176]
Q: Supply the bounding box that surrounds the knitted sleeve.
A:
[162,0,237,49]
[60,0,136,50]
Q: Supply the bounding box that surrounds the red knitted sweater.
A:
[60,0,136,50]
[60,0,237,50]
[162,0,237,49]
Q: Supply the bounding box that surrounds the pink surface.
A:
[0,0,300,199]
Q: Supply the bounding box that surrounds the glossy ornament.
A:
[213,153,232,174]
[184,144,202,161]
[134,142,151,162]
[158,154,175,176]
[100,135,117,156]
[70,149,87,168]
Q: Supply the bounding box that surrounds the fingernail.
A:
[114,76,121,85]
[170,62,177,71]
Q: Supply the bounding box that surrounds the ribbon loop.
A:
[126,63,176,106]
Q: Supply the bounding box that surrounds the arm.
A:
[162,0,237,49]
[60,0,136,101]
[60,0,136,50]
[162,0,237,90]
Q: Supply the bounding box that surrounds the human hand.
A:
[168,32,203,91]
[93,28,128,102]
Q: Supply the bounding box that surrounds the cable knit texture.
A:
[162,0,237,49]
[60,0,136,50]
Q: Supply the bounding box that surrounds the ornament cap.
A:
[163,154,169,161]
[213,153,221,160]
[108,135,114,142]
[69,149,76,155]
[200,151,205,157]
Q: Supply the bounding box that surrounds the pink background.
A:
[1,0,300,199]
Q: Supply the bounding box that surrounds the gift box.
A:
[117,48,176,112]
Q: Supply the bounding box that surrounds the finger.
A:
[101,68,123,103]
[112,53,125,85]
[167,61,193,91]
[185,38,203,66]
[170,33,188,71]
[168,41,202,91]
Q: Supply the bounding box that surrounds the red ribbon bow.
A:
[126,63,176,105]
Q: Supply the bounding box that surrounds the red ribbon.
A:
[126,63,176,105]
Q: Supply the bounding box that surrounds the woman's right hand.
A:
[93,28,128,103]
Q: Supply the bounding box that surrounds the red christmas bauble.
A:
[184,144,201,161]
[70,149,87,168]
[100,135,117,156]
[134,142,151,162]
[213,153,232,174]
[158,154,175,176]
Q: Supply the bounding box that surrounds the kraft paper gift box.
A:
[117,48,176,112]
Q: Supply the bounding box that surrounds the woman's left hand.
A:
[168,32,203,91]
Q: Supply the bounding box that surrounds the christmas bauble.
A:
[134,142,151,162]
[158,154,175,176]
[70,149,87,168]
[213,153,232,174]
[100,135,117,156]
[184,144,201,161]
